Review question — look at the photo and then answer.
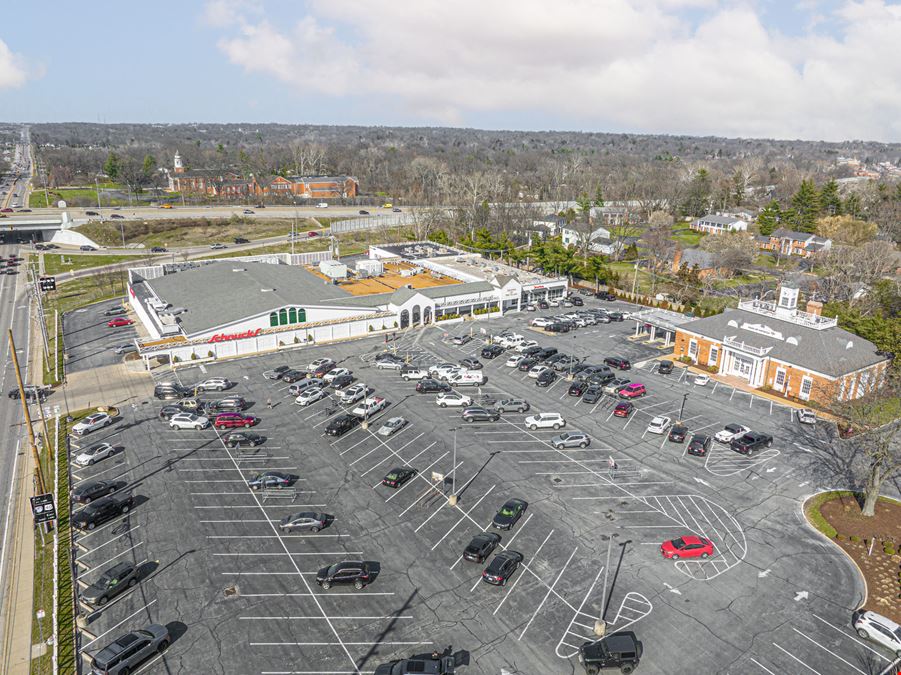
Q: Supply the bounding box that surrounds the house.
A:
[690,214,748,234]
[560,226,611,249]
[671,281,890,404]
[757,228,832,258]
[671,248,720,279]
[590,205,637,227]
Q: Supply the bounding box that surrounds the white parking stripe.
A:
[772,642,822,674]
[82,599,157,650]
[811,614,891,661]
[493,529,554,615]
[791,628,866,674]
[518,546,578,639]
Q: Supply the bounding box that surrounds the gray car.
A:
[89,623,170,674]
[113,343,137,355]
[551,431,591,449]
[289,378,324,396]
[495,398,530,413]
[279,511,328,533]
[81,562,138,606]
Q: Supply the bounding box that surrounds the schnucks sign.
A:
[208,328,262,343]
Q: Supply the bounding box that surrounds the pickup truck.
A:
[353,396,387,418]
[730,431,774,455]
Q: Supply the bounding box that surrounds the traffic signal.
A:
[38,276,56,292]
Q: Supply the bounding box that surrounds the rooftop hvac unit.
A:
[356,259,384,276]
[319,260,347,280]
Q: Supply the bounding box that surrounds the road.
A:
[1,127,31,211]
[22,204,400,221]
[0,241,37,663]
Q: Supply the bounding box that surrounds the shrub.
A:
[677,355,693,364]
[294,336,300,343]
[850,535,861,543]
[207,350,215,358]
[393,321,398,328]
[190,353,197,360]
[368,325,374,332]
[278,340,284,347]
[707,366,719,374]
[885,547,896,556]
[172,356,181,363]
[804,491,856,540]
[306,334,313,342]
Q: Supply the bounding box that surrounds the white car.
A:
[401,368,427,381]
[308,358,335,372]
[525,304,536,312]
[528,365,551,379]
[515,340,539,353]
[694,373,710,386]
[433,365,463,381]
[798,408,817,425]
[72,412,112,436]
[530,317,553,328]
[548,298,561,307]
[295,387,326,406]
[451,334,472,346]
[853,610,901,657]
[524,413,566,430]
[646,416,672,435]
[316,202,329,208]
[714,423,751,444]
[323,368,350,383]
[195,377,231,391]
[73,442,116,466]
[377,417,407,436]
[495,334,523,348]
[506,354,525,368]
[169,413,210,430]
[436,392,472,408]
[428,363,456,376]
[336,383,367,404]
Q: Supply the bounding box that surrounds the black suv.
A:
[687,434,712,457]
[316,560,372,589]
[81,562,138,606]
[326,414,361,437]
[481,344,504,359]
[535,347,558,361]
[668,423,689,443]
[578,632,643,674]
[657,360,674,374]
[206,397,247,412]
[595,291,616,301]
[520,345,542,357]
[730,431,773,455]
[416,378,451,394]
[604,356,631,370]
[375,651,468,675]
[73,493,134,530]
[154,383,188,400]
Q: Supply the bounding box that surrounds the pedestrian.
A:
[266,397,272,410]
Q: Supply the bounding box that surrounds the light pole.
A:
[291,195,298,256]
[448,426,458,505]
[679,392,689,422]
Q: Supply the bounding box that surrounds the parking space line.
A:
[215,552,362,557]
[772,642,822,674]
[792,628,866,674]
[430,485,496,551]
[75,516,134,541]
[811,614,891,661]
[748,658,778,675]
[240,615,411,620]
[81,599,157,650]
[251,641,431,647]
[383,452,449,499]
[500,512,534,550]
[518,546,578,639]
[493,529,554,615]
[79,541,144,569]
[241,592,394,597]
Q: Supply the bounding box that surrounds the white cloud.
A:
[0,38,29,89]
[207,0,901,141]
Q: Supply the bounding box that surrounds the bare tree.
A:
[700,233,758,276]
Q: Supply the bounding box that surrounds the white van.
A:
[316,202,329,208]
[448,371,486,387]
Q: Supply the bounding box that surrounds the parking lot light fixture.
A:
[679,392,689,422]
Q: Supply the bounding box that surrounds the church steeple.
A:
[173,150,184,174]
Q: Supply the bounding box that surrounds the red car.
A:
[214,412,259,429]
[618,383,647,399]
[307,231,318,238]
[660,535,714,560]
[107,317,133,328]
[613,401,634,418]
[0,208,12,213]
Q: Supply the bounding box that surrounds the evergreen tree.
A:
[756,199,781,236]
[680,168,712,217]
[102,152,121,181]
[592,185,605,209]
[843,192,863,218]
[790,179,821,232]
[819,179,842,216]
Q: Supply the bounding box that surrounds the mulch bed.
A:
[819,493,901,623]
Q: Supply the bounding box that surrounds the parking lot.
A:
[63,297,136,373]
[65,296,901,674]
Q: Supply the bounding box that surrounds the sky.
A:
[1,0,901,142]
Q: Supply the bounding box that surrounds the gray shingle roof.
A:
[771,228,814,242]
[679,248,716,269]
[679,307,887,377]
[145,262,358,335]
[693,214,744,226]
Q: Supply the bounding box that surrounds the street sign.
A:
[30,493,56,524]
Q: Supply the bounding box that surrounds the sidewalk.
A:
[61,363,154,414]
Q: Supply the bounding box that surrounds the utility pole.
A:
[9,329,46,493]
[28,266,51,363]
[631,258,640,296]
[679,392,689,422]
[53,310,59,383]
[448,426,458,506]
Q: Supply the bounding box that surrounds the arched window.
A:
[278,308,288,325]
[297,308,306,323]
[288,308,297,324]
[269,312,279,327]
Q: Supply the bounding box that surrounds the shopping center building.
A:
[128,244,567,366]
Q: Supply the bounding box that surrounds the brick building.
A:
[672,282,890,404]
[166,151,358,199]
